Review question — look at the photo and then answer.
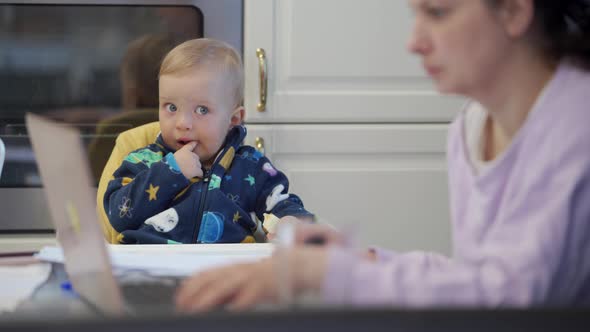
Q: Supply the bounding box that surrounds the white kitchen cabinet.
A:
[244,0,463,123]
[0,234,56,253]
[243,0,461,253]
[244,124,451,254]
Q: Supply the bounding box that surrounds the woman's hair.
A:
[487,0,590,69]
[120,34,177,108]
[159,38,244,108]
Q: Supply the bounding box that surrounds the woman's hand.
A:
[293,223,377,261]
[266,215,313,241]
[293,222,347,246]
[175,246,328,312]
[175,258,277,312]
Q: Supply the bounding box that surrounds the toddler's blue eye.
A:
[195,105,209,115]
[166,104,178,112]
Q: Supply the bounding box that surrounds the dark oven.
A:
[0,0,243,232]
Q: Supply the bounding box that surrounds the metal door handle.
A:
[255,137,265,156]
[256,48,267,112]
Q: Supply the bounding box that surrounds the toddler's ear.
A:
[229,106,245,127]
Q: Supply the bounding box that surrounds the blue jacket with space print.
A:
[104,125,313,244]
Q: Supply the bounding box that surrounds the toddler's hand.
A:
[174,141,203,179]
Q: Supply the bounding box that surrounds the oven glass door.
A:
[0,2,240,231]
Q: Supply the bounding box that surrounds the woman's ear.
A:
[229,106,245,128]
[497,0,535,38]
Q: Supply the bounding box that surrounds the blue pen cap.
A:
[60,281,72,291]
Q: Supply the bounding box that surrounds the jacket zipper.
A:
[193,175,210,243]
[191,145,227,243]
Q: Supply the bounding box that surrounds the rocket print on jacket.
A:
[266,184,289,211]
[144,208,179,233]
[124,149,163,168]
[198,212,225,243]
[262,162,278,177]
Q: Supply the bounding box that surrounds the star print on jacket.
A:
[145,184,159,201]
[233,211,241,222]
[244,174,255,186]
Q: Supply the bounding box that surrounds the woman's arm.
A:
[322,163,590,307]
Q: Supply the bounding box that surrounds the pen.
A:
[60,281,72,291]
[0,251,36,258]
[0,252,39,266]
[303,235,326,246]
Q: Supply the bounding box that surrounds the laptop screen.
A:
[26,113,125,315]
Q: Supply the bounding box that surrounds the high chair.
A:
[96,121,160,244]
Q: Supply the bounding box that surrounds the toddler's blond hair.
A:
[159,38,243,108]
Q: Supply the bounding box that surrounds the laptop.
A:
[26,113,180,316]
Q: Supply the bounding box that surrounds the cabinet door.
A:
[244,0,464,123]
[245,124,451,254]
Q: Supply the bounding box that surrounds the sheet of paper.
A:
[35,244,274,276]
[107,243,274,256]
[0,263,52,313]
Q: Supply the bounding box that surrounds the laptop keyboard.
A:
[118,276,181,310]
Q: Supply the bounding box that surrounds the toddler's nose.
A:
[176,111,193,130]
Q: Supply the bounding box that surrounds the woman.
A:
[176,0,590,311]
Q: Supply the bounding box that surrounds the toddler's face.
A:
[158,67,242,168]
